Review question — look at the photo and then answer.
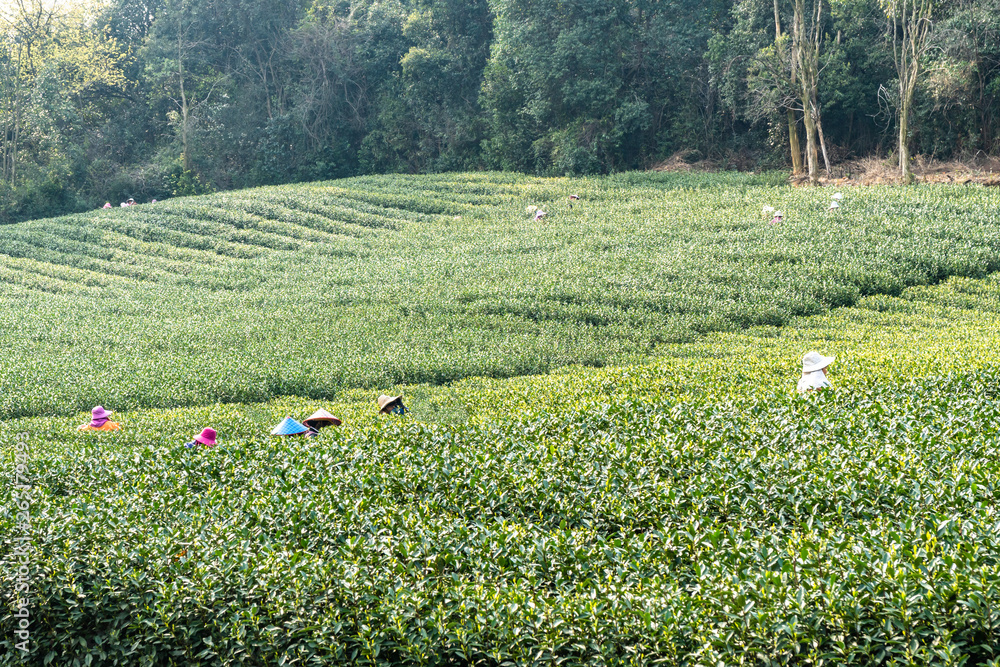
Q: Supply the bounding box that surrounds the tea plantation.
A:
[2,173,1000,664]
[0,172,998,418]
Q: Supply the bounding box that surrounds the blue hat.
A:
[271,416,308,436]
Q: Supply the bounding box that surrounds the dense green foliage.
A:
[3,0,1000,221]
[1,172,1000,418]
[3,266,1000,663]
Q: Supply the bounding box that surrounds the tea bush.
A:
[3,173,1000,663]
[0,173,998,417]
[3,274,1000,664]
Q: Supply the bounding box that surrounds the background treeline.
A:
[1,0,998,222]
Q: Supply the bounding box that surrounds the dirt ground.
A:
[652,151,1000,187]
[793,155,1000,187]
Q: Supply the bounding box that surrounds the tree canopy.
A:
[1,0,997,222]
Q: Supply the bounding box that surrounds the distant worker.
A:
[185,427,217,448]
[797,351,835,393]
[77,406,121,431]
[769,210,783,225]
[102,202,112,209]
[534,210,546,221]
[378,394,408,415]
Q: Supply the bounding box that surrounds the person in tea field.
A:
[185,427,217,448]
[378,394,408,415]
[797,351,835,393]
[77,406,121,431]
[303,408,342,437]
[270,416,309,436]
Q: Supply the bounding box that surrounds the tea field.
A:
[3,173,1000,664]
[3,271,1000,664]
[0,172,999,418]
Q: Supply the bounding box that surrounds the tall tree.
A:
[142,0,225,174]
[936,0,1000,153]
[882,0,934,183]
[0,0,126,192]
[791,0,830,183]
[773,0,803,174]
[0,0,57,186]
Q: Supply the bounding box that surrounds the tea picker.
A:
[185,427,217,448]
[378,394,408,415]
[77,406,121,432]
[797,351,835,393]
[271,416,310,436]
[303,408,343,437]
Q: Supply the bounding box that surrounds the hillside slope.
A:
[0,171,998,418]
[2,273,1000,664]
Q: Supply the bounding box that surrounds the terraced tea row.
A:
[2,274,999,664]
[1,172,999,419]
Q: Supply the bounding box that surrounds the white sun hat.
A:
[832,192,844,199]
[829,201,840,209]
[802,350,835,373]
[774,210,783,217]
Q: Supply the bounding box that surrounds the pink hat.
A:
[88,405,111,428]
[193,427,217,447]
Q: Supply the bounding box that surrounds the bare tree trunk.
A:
[792,0,821,184]
[801,97,819,182]
[788,109,803,175]
[887,0,932,184]
[775,0,804,175]
[10,44,22,187]
[178,29,191,172]
[814,100,831,176]
[898,111,911,182]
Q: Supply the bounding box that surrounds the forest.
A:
[1,0,997,222]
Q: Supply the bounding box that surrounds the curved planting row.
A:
[2,275,1000,664]
[0,174,998,417]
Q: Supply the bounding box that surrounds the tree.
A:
[790,0,831,183]
[936,0,1000,152]
[0,0,127,194]
[0,0,58,187]
[378,0,493,171]
[772,0,803,174]
[882,0,934,183]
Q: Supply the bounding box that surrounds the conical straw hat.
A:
[303,408,342,428]
[377,394,404,414]
[271,416,308,436]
